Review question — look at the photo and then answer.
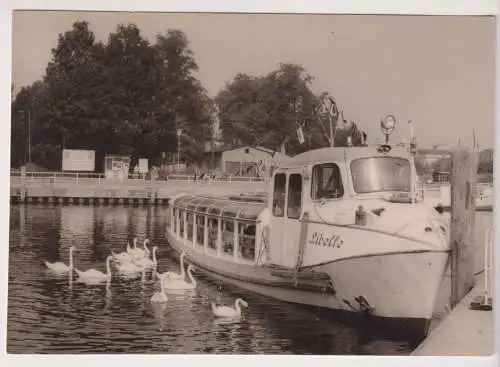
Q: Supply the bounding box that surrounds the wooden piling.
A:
[450,148,478,308]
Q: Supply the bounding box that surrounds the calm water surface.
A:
[7,205,492,355]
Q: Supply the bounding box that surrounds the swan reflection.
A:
[101,279,112,314]
[212,317,243,327]
[151,302,167,331]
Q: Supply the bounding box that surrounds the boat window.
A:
[186,212,194,242]
[221,220,234,256]
[287,173,302,219]
[179,210,184,238]
[312,163,344,200]
[238,223,256,261]
[272,173,286,217]
[208,206,221,217]
[196,215,205,246]
[207,217,218,250]
[350,157,410,194]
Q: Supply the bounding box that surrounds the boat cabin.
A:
[170,195,267,264]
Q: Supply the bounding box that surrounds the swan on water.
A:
[134,246,157,268]
[162,264,197,291]
[151,279,168,304]
[143,239,151,256]
[128,238,144,258]
[211,298,248,318]
[114,255,145,274]
[75,255,113,283]
[44,246,75,274]
[111,241,134,262]
[156,250,186,280]
[131,238,150,259]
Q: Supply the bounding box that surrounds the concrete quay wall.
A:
[9,180,268,205]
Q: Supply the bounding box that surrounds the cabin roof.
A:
[282,145,411,167]
[172,194,266,221]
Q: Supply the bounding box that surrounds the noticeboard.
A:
[62,149,95,171]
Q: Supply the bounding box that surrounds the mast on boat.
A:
[380,114,418,204]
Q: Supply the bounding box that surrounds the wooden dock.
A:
[412,148,494,356]
[411,274,493,356]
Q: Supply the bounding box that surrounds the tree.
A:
[10,81,48,168]
[10,22,214,170]
[153,29,214,164]
[414,158,430,176]
[216,63,320,155]
[32,21,105,169]
[216,63,367,156]
[431,156,452,173]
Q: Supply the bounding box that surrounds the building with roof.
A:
[199,145,290,176]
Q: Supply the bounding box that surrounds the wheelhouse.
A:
[170,195,266,264]
[275,145,414,202]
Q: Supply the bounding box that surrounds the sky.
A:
[11,11,496,149]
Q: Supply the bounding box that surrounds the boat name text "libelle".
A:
[308,231,344,248]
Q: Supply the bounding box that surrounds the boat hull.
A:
[166,231,448,340]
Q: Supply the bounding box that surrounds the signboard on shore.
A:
[62,149,95,172]
[138,158,149,173]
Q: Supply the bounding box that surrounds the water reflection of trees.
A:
[10,205,62,261]
[56,206,168,263]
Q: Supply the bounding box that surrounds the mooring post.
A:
[450,147,478,308]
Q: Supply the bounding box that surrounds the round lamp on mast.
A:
[380,114,396,144]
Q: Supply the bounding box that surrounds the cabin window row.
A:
[172,208,257,262]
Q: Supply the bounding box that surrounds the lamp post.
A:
[177,128,182,171]
[19,109,32,164]
[211,139,215,172]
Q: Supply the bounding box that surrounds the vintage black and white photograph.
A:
[7,10,496,356]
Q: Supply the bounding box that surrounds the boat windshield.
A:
[350,156,411,194]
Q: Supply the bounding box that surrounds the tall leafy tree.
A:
[154,30,213,164]
[10,81,48,168]
[32,21,105,169]
[216,63,320,155]
[10,22,214,170]
[216,63,367,156]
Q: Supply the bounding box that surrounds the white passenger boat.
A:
[166,118,451,340]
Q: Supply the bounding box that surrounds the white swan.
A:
[44,246,75,274]
[75,255,113,283]
[156,251,186,280]
[211,298,248,318]
[143,239,151,256]
[131,238,150,259]
[114,256,145,274]
[134,246,157,268]
[128,238,142,258]
[162,264,197,291]
[111,242,134,262]
[151,279,168,304]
